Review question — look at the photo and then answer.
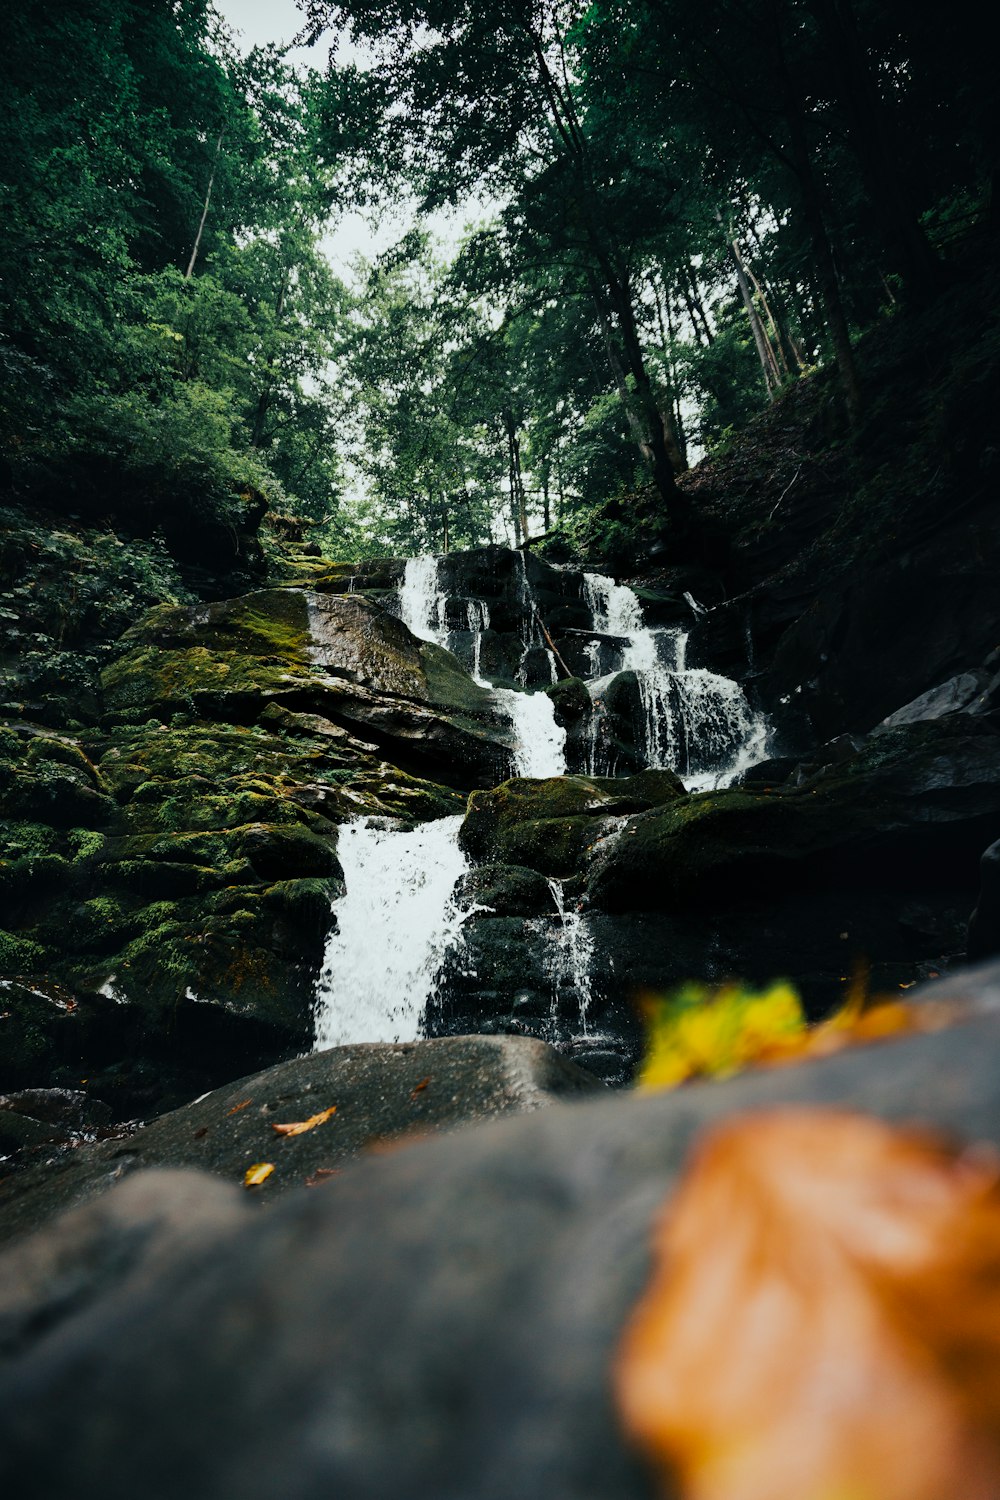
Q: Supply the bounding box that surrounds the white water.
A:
[583,572,769,788]
[545,878,595,1031]
[402,553,567,779]
[313,815,472,1049]
[399,555,449,644]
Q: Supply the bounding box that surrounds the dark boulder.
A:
[4,966,1000,1500]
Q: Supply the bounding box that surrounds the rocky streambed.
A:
[3,522,1000,1137]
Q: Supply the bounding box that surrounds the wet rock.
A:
[454,863,556,918]
[0,1036,605,1246]
[874,668,1000,731]
[102,589,510,787]
[5,967,1000,1500]
[968,837,1000,962]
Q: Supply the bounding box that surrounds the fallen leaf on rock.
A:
[305,1167,340,1187]
[192,1126,208,1139]
[226,1099,252,1116]
[270,1105,337,1137]
[243,1162,274,1188]
[411,1076,430,1098]
[616,1109,1000,1500]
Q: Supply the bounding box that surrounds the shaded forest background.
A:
[1,0,994,567]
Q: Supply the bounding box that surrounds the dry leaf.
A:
[270,1105,337,1137]
[305,1167,340,1187]
[243,1161,274,1188]
[226,1098,252,1116]
[615,1109,1000,1500]
[411,1076,430,1097]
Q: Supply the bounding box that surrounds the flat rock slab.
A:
[3,965,1000,1500]
[0,1035,604,1246]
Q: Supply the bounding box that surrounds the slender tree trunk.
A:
[184,130,224,281]
[660,278,689,467]
[723,219,781,398]
[683,260,715,344]
[504,411,529,545]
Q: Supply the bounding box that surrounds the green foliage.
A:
[0,929,47,976]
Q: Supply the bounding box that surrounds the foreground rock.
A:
[0,1035,604,1245]
[2,964,1000,1499]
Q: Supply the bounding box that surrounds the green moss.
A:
[0,821,59,857]
[461,770,684,860]
[0,928,46,974]
[68,827,106,860]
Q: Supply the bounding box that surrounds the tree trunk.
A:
[184,130,224,281]
[504,410,530,545]
[724,223,782,398]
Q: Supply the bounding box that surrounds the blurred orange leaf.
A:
[271,1105,337,1137]
[411,1076,430,1098]
[243,1162,274,1188]
[226,1098,252,1116]
[616,1109,1000,1500]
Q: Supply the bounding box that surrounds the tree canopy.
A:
[1,0,993,561]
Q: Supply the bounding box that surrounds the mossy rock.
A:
[455,863,558,917]
[460,770,685,862]
[101,642,312,719]
[587,718,1000,913]
[545,677,592,728]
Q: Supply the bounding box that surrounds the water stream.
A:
[313,815,472,1049]
[313,551,769,1053]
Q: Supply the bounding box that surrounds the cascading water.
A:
[399,555,449,644]
[583,573,768,789]
[545,878,595,1032]
[400,554,566,779]
[313,815,472,1049]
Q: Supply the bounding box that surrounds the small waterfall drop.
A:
[545,878,595,1031]
[399,555,449,644]
[400,554,566,779]
[583,572,768,788]
[313,815,472,1048]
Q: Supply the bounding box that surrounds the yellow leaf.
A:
[270,1105,337,1137]
[635,976,967,1093]
[243,1162,274,1188]
[615,1109,1000,1500]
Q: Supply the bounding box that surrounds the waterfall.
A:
[545,879,595,1032]
[313,815,472,1049]
[399,554,566,780]
[399,555,449,645]
[583,572,768,789]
